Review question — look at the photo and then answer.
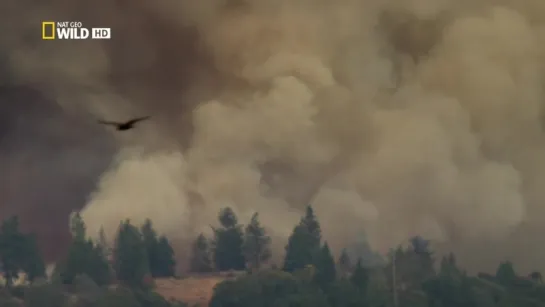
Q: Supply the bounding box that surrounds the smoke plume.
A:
[2,0,545,272]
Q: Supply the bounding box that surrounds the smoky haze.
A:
[1,0,545,272]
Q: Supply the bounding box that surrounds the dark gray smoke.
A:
[0,86,115,261]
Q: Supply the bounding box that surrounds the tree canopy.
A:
[113,220,150,288]
[242,212,271,271]
[213,207,246,271]
[283,205,322,273]
[0,216,45,287]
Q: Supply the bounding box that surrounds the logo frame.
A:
[42,21,55,40]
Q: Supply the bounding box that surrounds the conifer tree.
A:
[113,220,149,288]
[314,242,336,288]
[0,216,45,287]
[141,219,161,277]
[338,248,352,278]
[301,206,321,247]
[439,252,461,278]
[213,207,246,271]
[154,236,176,277]
[243,213,271,270]
[350,258,369,291]
[61,214,111,285]
[69,212,86,242]
[190,233,213,273]
[496,261,516,286]
[97,226,111,260]
[21,234,46,283]
[283,205,322,272]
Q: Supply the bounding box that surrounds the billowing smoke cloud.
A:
[0,86,115,261]
[2,0,545,272]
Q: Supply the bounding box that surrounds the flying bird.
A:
[98,116,150,131]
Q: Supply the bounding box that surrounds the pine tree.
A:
[141,219,160,277]
[0,216,45,287]
[61,216,111,285]
[213,207,246,271]
[313,242,336,288]
[411,236,436,284]
[496,261,516,286]
[62,239,111,286]
[0,216,24,287]
[439,252,460,278]
[97,226,111,260]
[350,258,369,291]
[69,212,86,242]
[301,205,321,247]
[387,236,435,290]
[189,233,213,273]
[113,220,149,288]
[283,225,311,273]
[21,234,46,283]
[243,213,271,271]
[338,248,352,278]
[154,236,176,277]
[282,205,322,272]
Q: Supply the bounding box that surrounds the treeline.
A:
[1,206,545,307]
[0,213,180,307]
[193,206,545,307]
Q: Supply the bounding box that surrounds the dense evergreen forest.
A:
[0,206,543,307]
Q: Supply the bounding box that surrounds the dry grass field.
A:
[154,272,243,306]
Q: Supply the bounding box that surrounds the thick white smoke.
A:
[3,0,545,271]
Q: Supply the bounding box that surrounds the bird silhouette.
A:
[98,116,150,131]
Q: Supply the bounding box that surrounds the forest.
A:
[0,206,543,307]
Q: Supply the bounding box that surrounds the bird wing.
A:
[125,116,151,125]
[97,119,121,126]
